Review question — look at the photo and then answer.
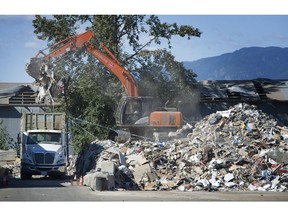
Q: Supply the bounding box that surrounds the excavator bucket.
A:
[25,57,59,104]
[25,57,46,81]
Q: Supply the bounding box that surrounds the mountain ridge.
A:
[183,47,288,81]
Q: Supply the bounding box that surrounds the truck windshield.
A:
[27,132,61,145]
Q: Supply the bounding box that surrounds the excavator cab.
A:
[116,96,183,138]
[117,96,153,125]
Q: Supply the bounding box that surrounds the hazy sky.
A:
[0,1,287,82]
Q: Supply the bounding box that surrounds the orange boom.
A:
[26,31,184,139]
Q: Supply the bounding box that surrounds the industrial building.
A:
[0,83,56,150]
[1,79,288,150]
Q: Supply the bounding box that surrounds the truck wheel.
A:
[20,171,32,180]
[59,172,66,180]
[20,171,27,180]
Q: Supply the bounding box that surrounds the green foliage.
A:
[0,120,10,150]
[146,15,201,48]
[128,49,198,111]
[33,15,80,42]
[63,64,117,152]
[32,15,201,151]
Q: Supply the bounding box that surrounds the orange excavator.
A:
[26,31,183,139]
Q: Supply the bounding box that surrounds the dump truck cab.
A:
[19,113,68,179]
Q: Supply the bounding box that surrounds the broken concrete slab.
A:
[133,163,158,184]
[98,161,115,174]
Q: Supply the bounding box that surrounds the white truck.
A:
[19,112,69,179]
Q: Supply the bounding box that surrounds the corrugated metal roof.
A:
[263,80,288,101]
[1,79,288,105]
[0,83,61,107]
[0,82,32,90]
[199,79,288,102]
[0,83,37,105]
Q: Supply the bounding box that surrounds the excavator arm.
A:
[26,31,138,97]
[26,31,183,140]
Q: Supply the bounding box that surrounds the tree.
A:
[32,15,201,151]
[0,120,10,150]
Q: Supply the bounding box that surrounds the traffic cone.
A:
[79,175,83,186]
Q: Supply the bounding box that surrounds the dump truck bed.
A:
[21,113,66,131]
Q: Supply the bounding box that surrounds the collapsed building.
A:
[0,79,288,192]
[193,79,288,126]
[1,79,288,146]
[72,103,288,192]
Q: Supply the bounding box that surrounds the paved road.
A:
[1,177,288,201]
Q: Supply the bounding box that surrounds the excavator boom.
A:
[26,31,138,97]
[26,31,183,140]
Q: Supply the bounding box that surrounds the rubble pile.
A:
[75,103,288,192]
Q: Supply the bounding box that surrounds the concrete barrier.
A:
[83,171,115,191]
[0,149,16,166]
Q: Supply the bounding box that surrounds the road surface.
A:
[1,176,288,201]
[1,176,287,216]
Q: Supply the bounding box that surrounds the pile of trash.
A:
[74,103,288,192]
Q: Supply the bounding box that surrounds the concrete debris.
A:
[69,103,288,192]
[0,149,17,166]
[168,123,193,139]
[0,150,18,185]
[224,173,234,182]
